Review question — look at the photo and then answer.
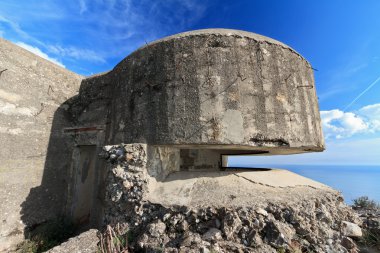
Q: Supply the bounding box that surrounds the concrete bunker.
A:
[0,29,334,251]
[63,28,324,227]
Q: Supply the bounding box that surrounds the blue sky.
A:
[1,0,380,165]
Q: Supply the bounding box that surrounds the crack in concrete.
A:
[232,173,323,190]
[232,173,275,188]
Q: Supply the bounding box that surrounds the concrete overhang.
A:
[71,29,325,155]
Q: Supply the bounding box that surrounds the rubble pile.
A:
[100,144,363,253]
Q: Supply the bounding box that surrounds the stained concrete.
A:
[70,29,324,154]
[0,38,82,251]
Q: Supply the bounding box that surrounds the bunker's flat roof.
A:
[146,169,335,208]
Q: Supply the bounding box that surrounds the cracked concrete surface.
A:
[146,169,334,207]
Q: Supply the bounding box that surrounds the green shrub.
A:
[352,196,379,209]
[358,229,380,250]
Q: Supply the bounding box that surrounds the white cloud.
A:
[338,112,368,138]
[47,45,105,63]
[359,103,380,133]
[359,103,380,120]
[15,42,65,68]
[320,103,380,139]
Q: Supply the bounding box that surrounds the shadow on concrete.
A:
[19,96,78,237]
[18,85,275,238]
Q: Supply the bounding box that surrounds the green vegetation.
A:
[359,229,380,250]
[352,196,379,209]
[17,217,75,253]
[352,196,380,252]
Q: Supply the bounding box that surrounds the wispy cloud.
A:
[1,14,105,65]
[0,15,35,41]
[15,42,65,67]
[0,0,209,74]
[317,52,370,104]
[358,103,380,130]
[318,87,347,102]
[73,0,208,54]
[320,103,380,139]
[47,45,105,63]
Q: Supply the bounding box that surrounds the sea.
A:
[228,164,380,205]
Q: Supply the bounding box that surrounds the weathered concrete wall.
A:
[180,149,221,171]
[0,38,82,250]
[146,146,180,181]
[67,71,112,128]
[72,29,324,155]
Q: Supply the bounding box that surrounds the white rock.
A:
[256,208,268,217]
[103,145,113,152]
[341,221,362,237]
[163,213,171,221]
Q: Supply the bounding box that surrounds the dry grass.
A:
[98,224,129,253]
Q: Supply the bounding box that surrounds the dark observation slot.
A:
[179,149,271,172]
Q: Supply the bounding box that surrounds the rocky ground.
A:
[31,144,380,252]
[45,203,380,253]
[94,144,364,253]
